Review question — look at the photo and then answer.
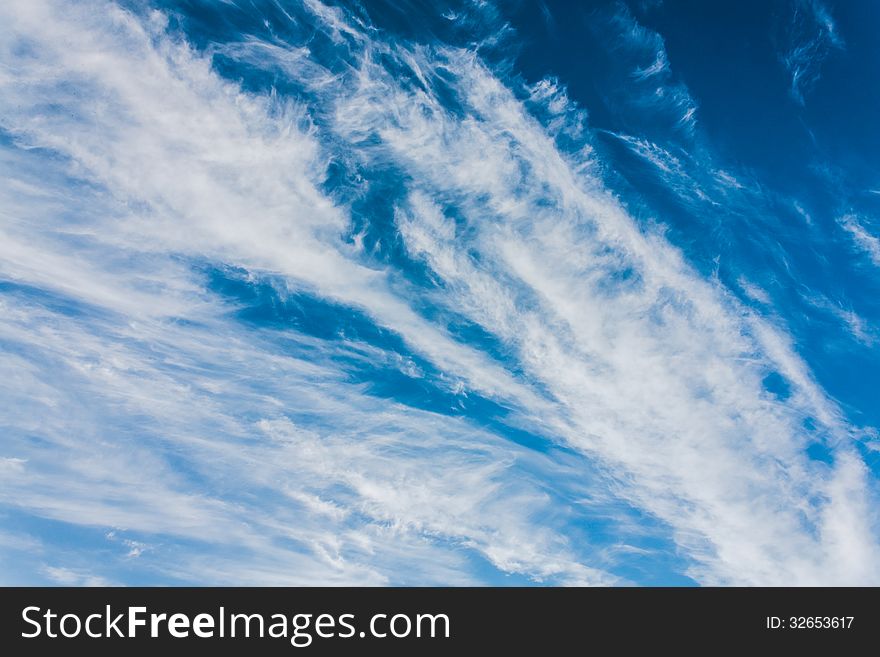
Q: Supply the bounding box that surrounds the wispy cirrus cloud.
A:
[839,213,880,267]
[0,0,877,587]
[779,0,844,105]
[598,4,698,137]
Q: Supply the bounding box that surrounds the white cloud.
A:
[41,566,114,587]
[839,213,880,267]
[603,5,698,136]
[781,0,845,105]
[321,28,877,583]
[0,0,876,587]
[737,277,772,305]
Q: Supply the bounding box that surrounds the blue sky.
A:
[0,0,878,586]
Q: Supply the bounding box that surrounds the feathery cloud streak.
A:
[0,0,877,585]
